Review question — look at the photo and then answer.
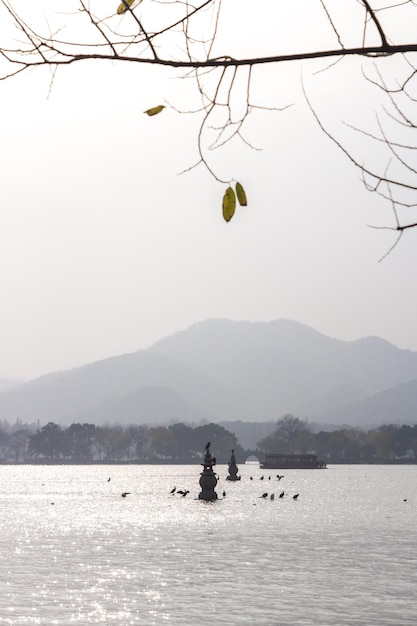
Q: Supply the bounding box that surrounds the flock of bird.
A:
[106,472,300,501]
[166,474,300,501]
[260,491,299,500]
[251,474,285,481]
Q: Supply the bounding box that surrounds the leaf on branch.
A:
[144,105,165,116]
[222,187,236,223]
[117,0,135,15]
[235,182,247,206]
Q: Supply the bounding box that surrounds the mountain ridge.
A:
[0,318,416,427]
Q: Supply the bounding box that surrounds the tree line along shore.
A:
[1,415,417,465]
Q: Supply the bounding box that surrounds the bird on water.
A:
[121,492,131,498]
[170,486,176,494]
[293,493,299,500]
[260,492,268,499]
[279,491,285,498]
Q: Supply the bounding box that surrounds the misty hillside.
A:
[74,385,208,424]
[0,350,226,425]
[316,379,417,427]
[149,319,417,421]
[0,318,417,427]
[0,377,26,393]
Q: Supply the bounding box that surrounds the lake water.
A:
[0,463,416,625]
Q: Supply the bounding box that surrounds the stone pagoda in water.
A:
[198,442,218,501]
[226,449,241,481]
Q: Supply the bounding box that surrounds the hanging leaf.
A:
[222,187,236,222]
[144,105,165,117]
[235,182,247,206]
[117,0,134,14]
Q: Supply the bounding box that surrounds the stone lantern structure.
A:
[226,449,241,481]
[198,442,218,501]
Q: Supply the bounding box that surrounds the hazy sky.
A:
[0,1,416,380]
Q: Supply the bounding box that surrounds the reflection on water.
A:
[0,464,416,625]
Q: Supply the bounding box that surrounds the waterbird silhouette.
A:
[279,491,285,498]
[268,476,271,480]
[260,476,264,480]
[270,494,275,500]
[107,477,111,482]
[260,492,268,499]
[121,492,131,498]
[250,476,253,480]
[181,490,189,497]
[223,491,226,497]
[293,493,299,500]
[170,486,176,494]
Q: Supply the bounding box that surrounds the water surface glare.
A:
[0,464,416,625]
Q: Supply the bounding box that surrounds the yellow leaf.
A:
[144,105,165,116]
[117,0,134,15]
[235,182,247,206]
[222,187,236,222]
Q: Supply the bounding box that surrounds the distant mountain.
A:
[315,379,417,427]
[76,385,207,425]
[148,319,417,422]
[0,351,223,425]
[0,319,416,428]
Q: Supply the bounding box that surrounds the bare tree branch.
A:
[1,0,417,240]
